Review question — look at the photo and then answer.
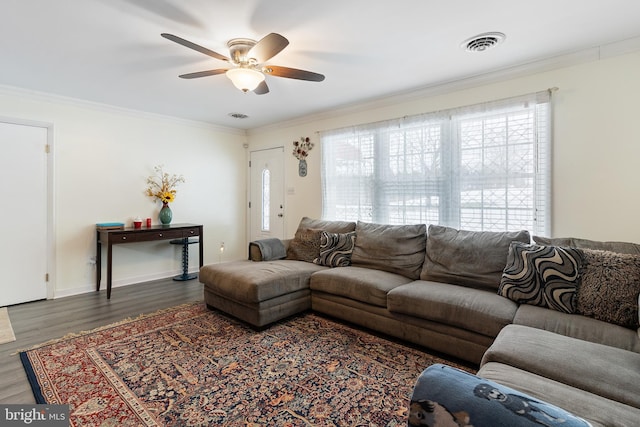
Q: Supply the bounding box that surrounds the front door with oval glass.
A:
[249,147,285,242]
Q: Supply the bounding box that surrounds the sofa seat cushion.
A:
[387,281,518,337]
[310,266,412,307]
[200,260,326,304]
[312,293,494,365]
[481,324,640,409]
[514,304,640,353]
[478,362,640,427]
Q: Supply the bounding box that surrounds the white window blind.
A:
[320,91,552,235]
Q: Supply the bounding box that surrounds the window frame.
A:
[320,91,552,235]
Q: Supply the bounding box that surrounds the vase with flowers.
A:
[146,165,185,225]
[293,137,314,177]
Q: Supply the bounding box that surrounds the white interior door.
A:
[0,121,49,306]
[249,147,285,242]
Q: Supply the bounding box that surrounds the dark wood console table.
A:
[96,223,203,299]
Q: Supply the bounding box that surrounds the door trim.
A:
[0,116,55,299]
[247,146,285,244]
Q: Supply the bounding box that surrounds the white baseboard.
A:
[53,269,200,299]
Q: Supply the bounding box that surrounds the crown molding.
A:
[3,34,639,138]
[248,35,640,135]
[0,84,246,136]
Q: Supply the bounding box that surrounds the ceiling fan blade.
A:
[264,65,325,82]
[161,33,230,62]
[179,69,228,79]
[254,80,270,95]
[248,33,289,63]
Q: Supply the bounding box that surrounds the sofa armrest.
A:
[248,238,289,261]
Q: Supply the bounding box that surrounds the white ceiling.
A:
[2,0,640,130]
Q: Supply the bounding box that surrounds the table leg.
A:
[96,231,102,292]
[198,227,204,268]
[107,242,113,299]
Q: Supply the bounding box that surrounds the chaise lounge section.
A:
[200,258,325,328]
[200,218,354,328]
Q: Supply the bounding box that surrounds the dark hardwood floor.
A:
[0,278,203,404]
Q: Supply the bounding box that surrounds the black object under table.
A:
[170,237,200,281]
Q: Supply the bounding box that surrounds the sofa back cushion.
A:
[297,217,357,234]
[421,225,530,290]
[533,235,640,255]
[351,221,427,279]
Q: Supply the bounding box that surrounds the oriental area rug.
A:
[20,302,471,426]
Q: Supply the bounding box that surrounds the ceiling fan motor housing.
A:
[227,38,257,65]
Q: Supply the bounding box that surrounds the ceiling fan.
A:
[161,32,325,94]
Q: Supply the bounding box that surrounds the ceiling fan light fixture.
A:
[226,68,265,92]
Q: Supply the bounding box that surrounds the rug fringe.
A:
[15,301,204,353]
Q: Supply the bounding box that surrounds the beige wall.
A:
[0,89,248,297]
[1,50,638,299]
[248,52,640,244]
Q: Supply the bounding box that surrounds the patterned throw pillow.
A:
[577,249,640,329]
[286,228,323,263]
[499,242,585,313]
[313,231,356,267]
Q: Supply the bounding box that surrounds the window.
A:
[320,91,551,235]
[261,168,270,231]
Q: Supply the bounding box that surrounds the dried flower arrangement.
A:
[145,165,185,204]
[292,137,314,160]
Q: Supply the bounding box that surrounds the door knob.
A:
[278,213,283,217]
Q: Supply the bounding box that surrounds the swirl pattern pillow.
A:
[499,242,585,313]
[313,231,356,267]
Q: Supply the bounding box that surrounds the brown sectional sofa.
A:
[199,217,640,426]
